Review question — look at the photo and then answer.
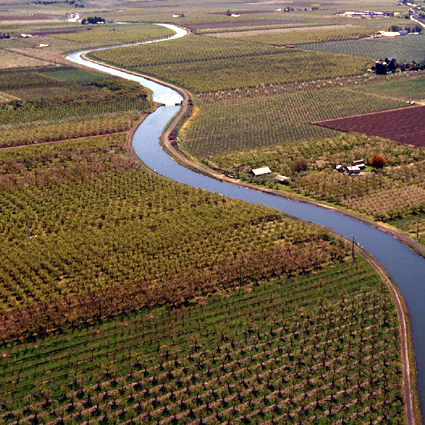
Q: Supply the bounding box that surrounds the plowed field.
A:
[314,105,425,147]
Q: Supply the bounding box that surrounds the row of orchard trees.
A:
[0,239,347,343]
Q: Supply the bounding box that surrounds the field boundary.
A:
[74,34,421,425]
[0,130,130,151]
[311,103,422,125]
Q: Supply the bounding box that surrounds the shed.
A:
[275,175,291,184]
[251,166,271,176]
[346,165,361,175]
[352,159,366,169]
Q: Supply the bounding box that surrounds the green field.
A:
[39,67,104,83]
[300,34,425,63]
[182,88,405,158]
[225,26,373,46]
[0,68,152,147]
[0,258,404,425]
[353,75,425,101]
[90,35,373,92]
[50,23,175,46]
[389,212,425,245]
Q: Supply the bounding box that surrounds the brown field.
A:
[314,105,425,147]
[0,50,52,68]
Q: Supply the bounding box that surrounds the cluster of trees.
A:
[81,16,105,25]
[388,24,422,33]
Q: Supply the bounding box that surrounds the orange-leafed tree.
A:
[369,154,386,169]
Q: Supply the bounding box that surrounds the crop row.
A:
[90,35,372,92]
[52,24,175,46]
[1,264,375,398]
[0,258,403,424]
[181,87,405,158]
[0,135,344,314]
[300,34,425,63]
[0,93,149,128]
[0,112,138,149]
[221,26,373,47]
[209,133,425,178]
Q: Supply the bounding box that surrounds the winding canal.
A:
[67,24,425,419]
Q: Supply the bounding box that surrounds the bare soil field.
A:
[0,50,52,68]
[314,105,425,147]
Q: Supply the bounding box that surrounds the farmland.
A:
[352,75,425,102]
[0,132,351,340]
[210,130,425,221]
[0,258,405,425]
[300,34,425,63]
[314,106,425,148]
[0,67,153,147]
[0,23,176,66]
[0,1,421,423]
[90,35,373,93]
[0,50,51,69]
[213,25,374,45]
[181,88,405,158]
[50,23,175,46]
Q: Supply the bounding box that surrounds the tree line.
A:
[0,239,347,343]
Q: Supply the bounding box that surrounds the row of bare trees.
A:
[0,239,346,343]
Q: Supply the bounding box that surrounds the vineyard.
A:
[181,88,405,158]
[90,35,372,93]
[207,129,425,222]
[0,258,405,424]
[300,34,425,63]
[389,212,425,245]
[0,7,418,423]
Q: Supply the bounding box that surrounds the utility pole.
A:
[26,220,30,238]
[417,216,420,241]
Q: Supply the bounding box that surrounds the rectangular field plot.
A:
[314,105,425,147]
[0,259,404,425]
[353,75,425,102]
[300,34,425,63]
[183,88,406,157]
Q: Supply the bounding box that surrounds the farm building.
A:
[251,167,271,176]
[352,159,366,169]
[380,31,401,37]
[346,165,361,175]
[275,175,291,184]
